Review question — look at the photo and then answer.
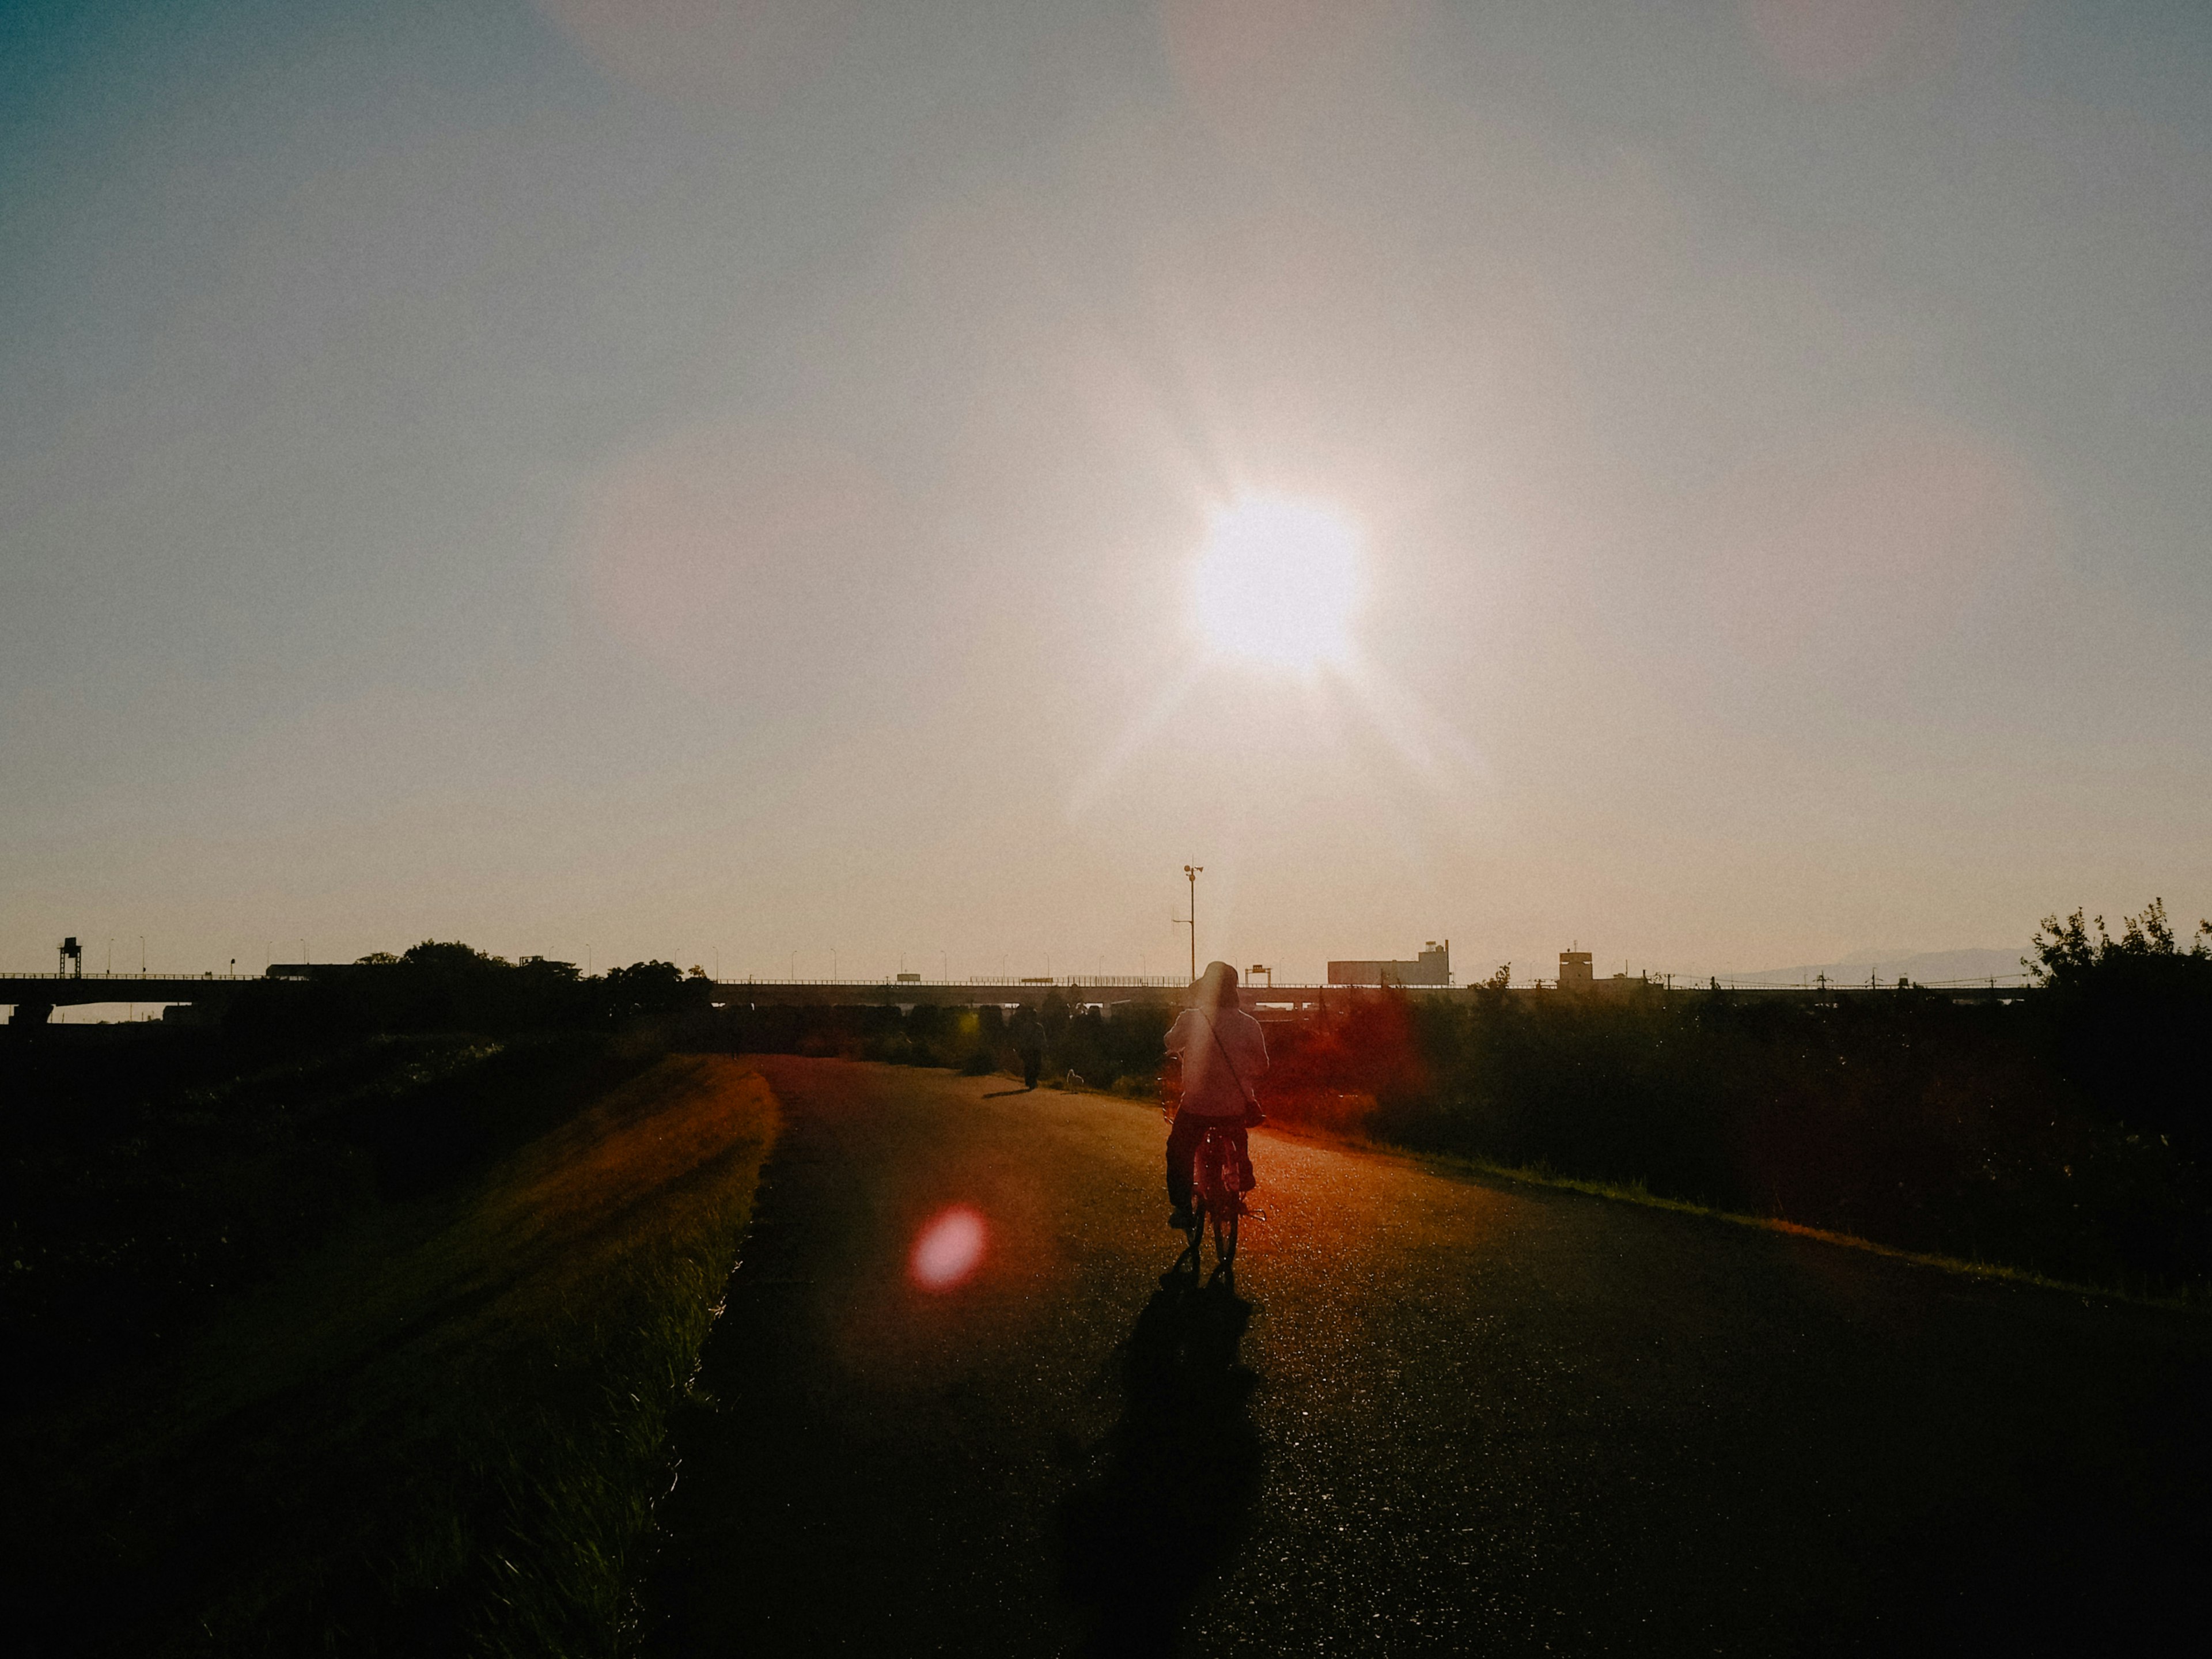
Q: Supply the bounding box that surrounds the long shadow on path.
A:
[1059,1275,1262,1657]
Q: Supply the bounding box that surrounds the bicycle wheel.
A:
[1195,1130,1238,1274]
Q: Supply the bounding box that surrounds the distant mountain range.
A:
[1709,948,2031,989]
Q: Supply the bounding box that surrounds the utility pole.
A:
[1181,865,1203,983]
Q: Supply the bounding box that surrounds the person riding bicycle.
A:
[1163,960,1267,1231]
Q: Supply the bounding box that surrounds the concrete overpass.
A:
[706,976,2029,1013]
[1,971,263,1024]
[3,969,2029,1027]
[703,976,1354,1018]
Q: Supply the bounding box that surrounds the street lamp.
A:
[1182,865,1203,983]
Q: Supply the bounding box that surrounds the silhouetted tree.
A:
[596,960,709,1025]
[2029,899,2212,1160]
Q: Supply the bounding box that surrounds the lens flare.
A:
[909,1206,987,1291]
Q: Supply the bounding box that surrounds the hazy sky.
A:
[3,0,2207,987]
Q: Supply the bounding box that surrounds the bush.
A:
[1261,975,2211,1292]
[2028,899,2212,1161]
[217,944,710,1044]
[702,997,1181,1091]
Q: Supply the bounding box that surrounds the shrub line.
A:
[1455,1151,2206,1309]
[1263,1114,2207,1312]
[1037,1080,2206,1313]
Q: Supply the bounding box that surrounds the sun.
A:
[1192,493,1365,672]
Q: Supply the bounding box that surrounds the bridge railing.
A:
[0,971,267,983]
[713,975,1193,990]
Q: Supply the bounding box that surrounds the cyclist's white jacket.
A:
[1164,1006,1269,1118]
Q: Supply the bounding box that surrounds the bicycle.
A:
[1160,1054,1251,1283]
[1182,1123,1244,1280]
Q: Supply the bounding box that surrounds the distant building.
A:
[1328,941,1450,988]
[1557,949,1653,995]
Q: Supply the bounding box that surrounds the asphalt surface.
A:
[647,1058,2212,1656]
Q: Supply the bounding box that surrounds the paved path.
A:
[648,1058,2211,1656]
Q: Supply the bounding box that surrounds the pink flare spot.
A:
[910,1206,988,1291]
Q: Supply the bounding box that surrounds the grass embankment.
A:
[7,1051,777,1656]
[1274,1116,2202,1306]
[1242,990,2211,1293]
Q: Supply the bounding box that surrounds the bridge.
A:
[0,969,1369,1027]
[702,976,1342,1018]
[701,975,2029,1016]
[0,971,266,1024]
[3,968,2031,1026]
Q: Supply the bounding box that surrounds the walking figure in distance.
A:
[1164,961,1267,1230]
[1013,1003,1046,1090]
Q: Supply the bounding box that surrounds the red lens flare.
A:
[909,1206,987,1291]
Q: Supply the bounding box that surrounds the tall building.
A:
[1558,949,1594,991]
[1328,941,1450,987]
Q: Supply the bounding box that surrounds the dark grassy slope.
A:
[649,1059,2212,1658]
[2,1039,777,1657]
[1,1028,652,1415]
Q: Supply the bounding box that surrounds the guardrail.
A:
[0,971,267,983]
[2,969,2041,993]
[1497,977,2037,994]
[713,975,1193,990]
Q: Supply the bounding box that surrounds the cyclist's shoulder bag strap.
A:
[1201,1011,1256,1109]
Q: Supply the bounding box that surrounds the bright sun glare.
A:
[1193,494,1364,672]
